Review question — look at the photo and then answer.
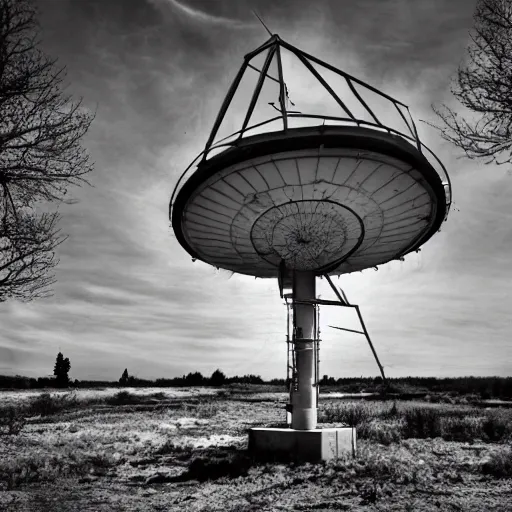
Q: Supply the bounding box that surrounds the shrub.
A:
[482,413,512,442]
[85,453,115,470]
[154,440,193,457]
[379,401,399,420]
[402,407,442,439]
[148,391,167,401]
[318,401,511,444]
[0,456,45,489]
[195,401,219,418]
[359,420,402,445]
[28,392,78,417]
[343,450,423,486]
[0,406,26,435]
[184,451,252,481]
[319,403,371,426]
[0,450,112,490]
[441,415,482,442]
[105,391,142,406]
[481,449,512,478]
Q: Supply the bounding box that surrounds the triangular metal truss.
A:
[206,34,420,157]
[170,33,451,219]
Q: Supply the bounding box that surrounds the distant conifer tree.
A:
[119,368,129,386]
[53,351,70,388]
[210,369,226,386]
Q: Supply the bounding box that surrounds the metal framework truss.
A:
[170,34,452,221]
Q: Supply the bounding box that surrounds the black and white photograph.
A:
[0,0,511,510]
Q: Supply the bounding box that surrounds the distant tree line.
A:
[0,367,268,390]
[118,368,266,388]
[317,375,512,400]
[0,372,511,400]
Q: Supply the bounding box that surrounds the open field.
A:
[1,387,512,511]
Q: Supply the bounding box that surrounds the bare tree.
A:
[0,209,62,300]
[431,0,512,166]
[0,0,94,301]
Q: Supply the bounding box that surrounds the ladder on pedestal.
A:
[284,293,321,424]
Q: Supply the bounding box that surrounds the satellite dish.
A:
[169,34,451,455]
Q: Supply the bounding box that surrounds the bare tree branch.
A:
[0,0,94,302]
[429,0,512,167]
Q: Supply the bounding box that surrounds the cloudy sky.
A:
[2,0,511,382]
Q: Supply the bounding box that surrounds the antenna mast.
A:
[251,10,273,36]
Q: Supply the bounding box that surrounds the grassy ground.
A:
[0,387,511,511]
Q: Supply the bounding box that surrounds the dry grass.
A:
[0,388,244,492]
[0,405,26,435]
[319,400,512,445]
[0,389,511,511]
[482,448,512,478]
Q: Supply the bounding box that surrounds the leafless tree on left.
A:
[0,0,94,301]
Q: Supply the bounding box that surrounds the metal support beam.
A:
[240,45,277,136]
[353,304,387,384]
[322,280,388,385]
[324,274,347,305]
[275,44,288,132]
[329,325,365,335]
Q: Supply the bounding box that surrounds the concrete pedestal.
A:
[248,427,357,462]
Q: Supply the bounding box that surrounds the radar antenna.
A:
[169,32,451,461]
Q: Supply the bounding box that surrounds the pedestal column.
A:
[292,271,317,430]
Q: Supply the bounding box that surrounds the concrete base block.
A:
[248,427,357,462]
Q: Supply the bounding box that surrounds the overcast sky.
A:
[2,0,511,382]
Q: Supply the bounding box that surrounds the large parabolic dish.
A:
[170,35,451,278]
